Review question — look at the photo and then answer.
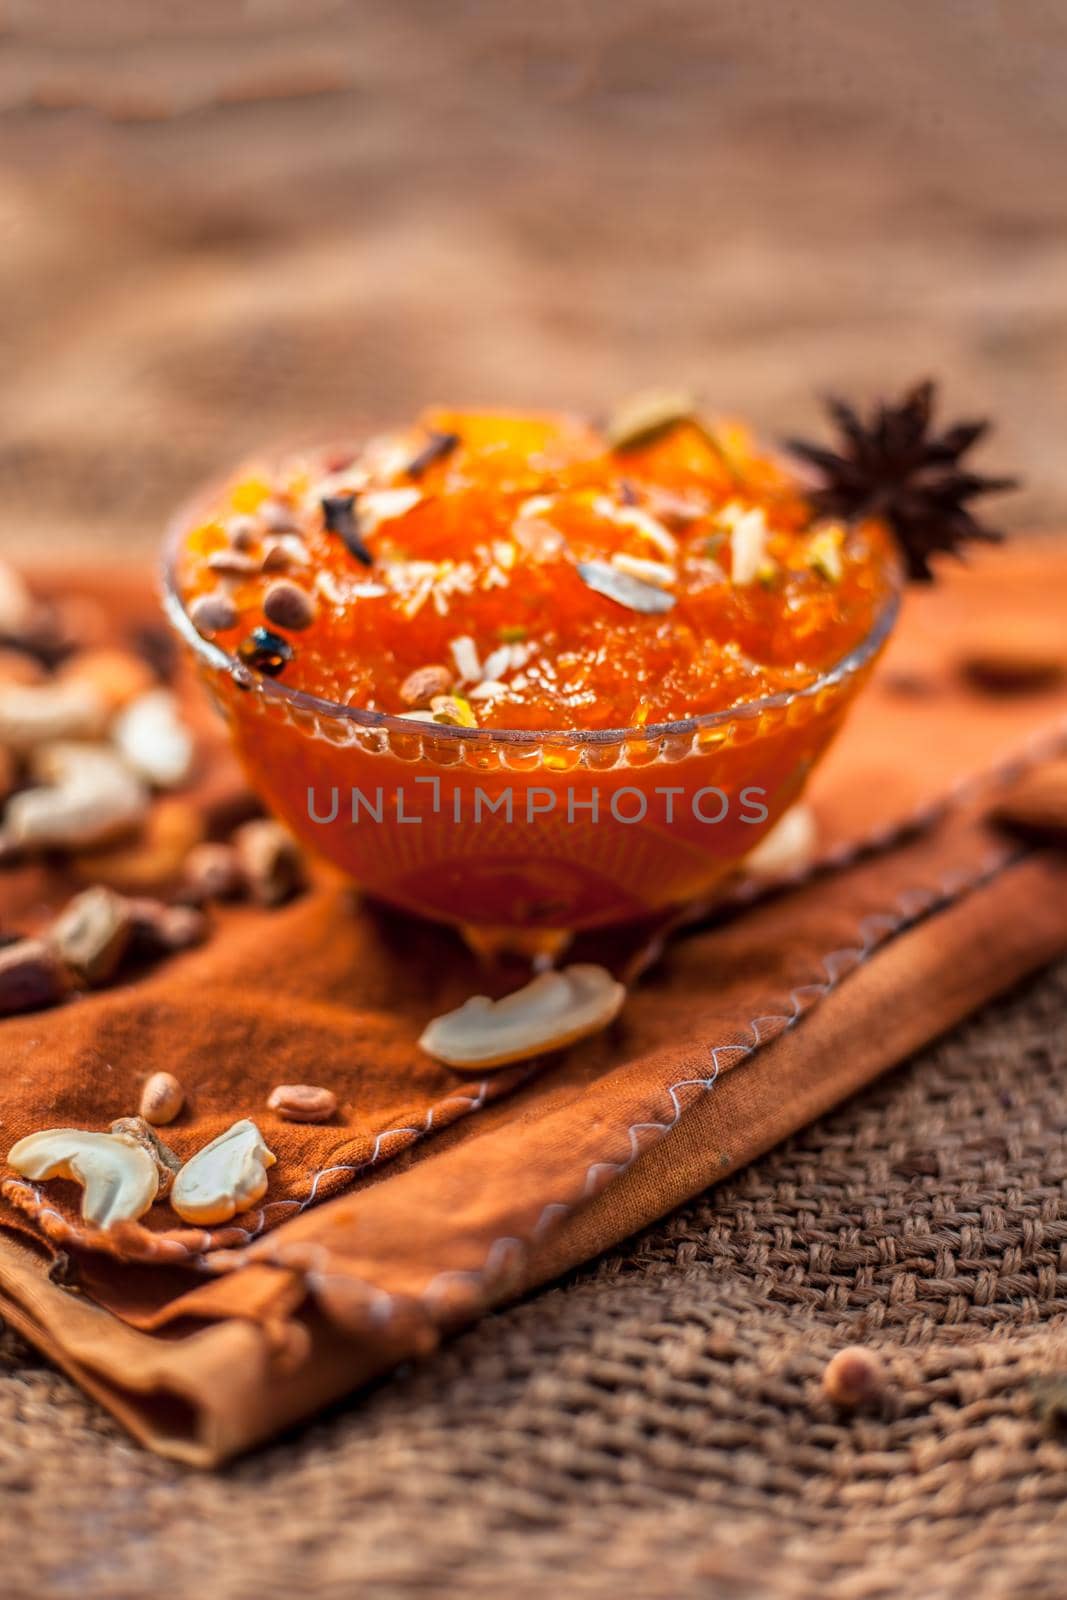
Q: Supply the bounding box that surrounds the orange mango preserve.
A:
[176,409,896,731]
[171,409,900,935]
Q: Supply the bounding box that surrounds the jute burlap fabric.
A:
[3,956,1066,1600]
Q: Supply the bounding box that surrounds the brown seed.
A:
[263,580,316,632]
[50,885,133,985]
[182,840,243,903]
[822,1346,886,1409]
[138,1070,185,1126]
[399,663,454,708]
[267,1084,337,1123]
[234,819,306,907]
[189,592,238,636]
[0,938,70,1015]
[110,1115,182,1194]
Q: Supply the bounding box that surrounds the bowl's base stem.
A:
[459,923,573,970]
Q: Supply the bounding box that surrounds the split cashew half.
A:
[5,741,148,849]
[0,680,107,751]
[418,964,626,1070]
[170,1119,276,1225]
[113,689,194,789]
[7,1128,159,1228]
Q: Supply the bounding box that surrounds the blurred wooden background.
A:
[0,1,1065,557]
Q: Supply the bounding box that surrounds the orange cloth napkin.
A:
[0,546,1065,1463]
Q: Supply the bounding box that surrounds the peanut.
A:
[266,1084,337,1123]
[138,1070,185,1126]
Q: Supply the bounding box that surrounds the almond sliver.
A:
[418,963,626,1069]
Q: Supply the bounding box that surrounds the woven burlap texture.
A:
[3,956,1065,1600]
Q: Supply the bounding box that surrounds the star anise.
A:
[787,380,1018,581]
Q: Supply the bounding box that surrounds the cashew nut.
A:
[743,803,817,879]
[0,681,106,751]
[170,1119,276,1225]
[7,1128,159,1227]
[418,964,626,1070]
[5,741,148,849]
[113,689,194,789]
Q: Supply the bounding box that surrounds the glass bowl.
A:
[162,483,901,944]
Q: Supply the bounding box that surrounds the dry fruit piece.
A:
[50,885,133,985]
[419,964,626,1069]
[6,742,147,850]
[113,689,194,789]
[170,1119,276,1225]
[399,664,454,708]
[181,841,243,903]
[7,1128,159,1227]
[0,682,107,751]
[822,1346,887,1409]
[266,1084,337,1123]
[234,818,305,906]
[139,1070,185,1126]
[0,939,71,1015]
[109,1116,182,1198]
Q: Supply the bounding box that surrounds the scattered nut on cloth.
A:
[0,553,1064,1465]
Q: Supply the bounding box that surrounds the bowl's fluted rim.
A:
[161,477,902,751]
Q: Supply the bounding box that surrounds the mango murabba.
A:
[176,408,898,731]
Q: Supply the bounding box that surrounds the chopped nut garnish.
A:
[807,524,845,583]
[604,391,697,453]
[430,694,477,728]
[399,664,454,708]
[577,560,676,615]
[449,635,481,684]
[727,506,769,585]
